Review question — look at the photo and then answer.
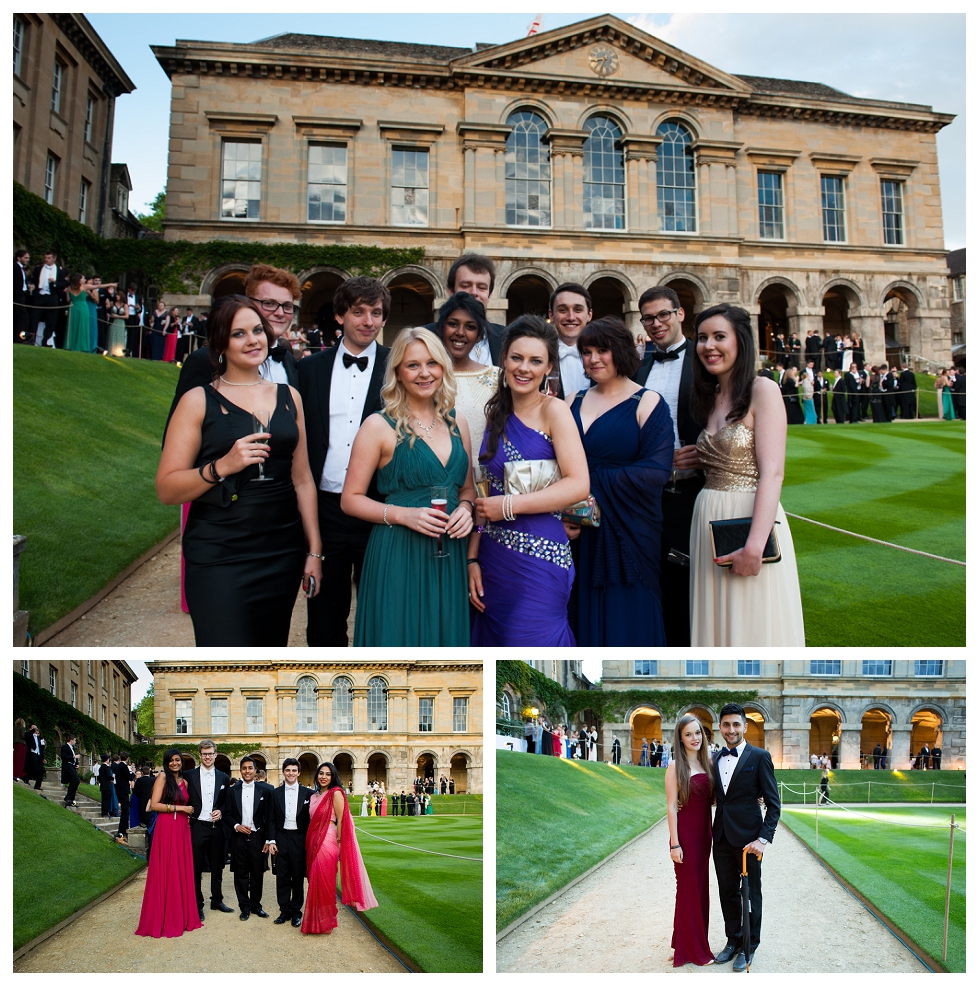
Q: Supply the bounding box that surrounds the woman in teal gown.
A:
[66,274,98,352]
[342,327,476,646]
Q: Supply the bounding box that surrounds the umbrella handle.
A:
[741,846,750,876]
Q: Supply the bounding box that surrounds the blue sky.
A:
[86,10,965,249]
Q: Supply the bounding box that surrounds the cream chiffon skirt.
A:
[689,488,806,647]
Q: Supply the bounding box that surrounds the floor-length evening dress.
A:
[571,392,674,646]
[470,413,575,646]
[65,290,92,352]
[671,773,714,966]
[942,385,955,420]
[183,384,306,645]
[689,421,805,646]
[353,413,470,646]
[302,789,378,935]
[135,780,201,938]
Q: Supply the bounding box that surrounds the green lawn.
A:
[780,805,965,972]
[13,783,145,950]
[13,347,181,635]
[429,793,483,814]
[783,421,965,646]
[496,751,666,931]
[773,769,966,804]
[353,814,482,972]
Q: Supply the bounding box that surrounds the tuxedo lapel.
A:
[676,339,694,441]
[727,743,753,791]
[317,347,337,440]
[362,346,389,423]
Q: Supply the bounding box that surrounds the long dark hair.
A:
[481,315,559,462]
[690,303,757,427]
[206,295,274,376]
[435,292,488,344]
[160,747,184,805]
[314,760,343,794]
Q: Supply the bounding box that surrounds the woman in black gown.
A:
[781,366,805,424]
[157,295,322,645]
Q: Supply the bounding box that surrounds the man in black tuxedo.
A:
[224,756,275,920]
[632,285,703,646]
[882,366,900,420]
[823,332,839,371]
[298,276,391,645]
[23,725,45,789]
[845,364,862,422]
[813,371,829,423]
[898,365,918,419]
[133,766,157,856]
[267,758,313,927]
[123,283,144,357]
[185,739,233,921]
[804,329,822,372]
[59,733,80,807]
[176,307,199,364]
[32,251,68,347]
[164,265,301,437]
[711,703,781,971]
[97,752,114,816]
[423,253,504,365]
[952,367,966,419]
[14,248,31,343]
[111,752,132,842]
[611,736,622,764]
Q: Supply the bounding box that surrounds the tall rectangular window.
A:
[221,141,262,219]
[101,665,106,688]
[757,171,785,239]
[686,661,710,676]
[245,698,263,733]
[737,660,760,676]
[914,660,944,677]
[102,706,106,725]
[810,660,841,675]
[84,94,94,143]
[14,18,24,76]
[952,275,964,302]
[881,180,904,245]
[583,116,625,230]
[175,699,192,734]
[112,673,117,699]
[51,59,63,113]
[70,682,77,707]
[88,695,93,717]
[88,660,93,678]
[634,660,657,676]
[49,666,57,695]
[44,154,57,204]
[113,713,117,733]
[821,175,846,242]
[453,697,468,732]
[210,698,228,734]
[21,660,29,679]
[332,678,354,732]
[390,148,429,225]
[505,110,551,227]
[307,143,346,222]
[862,660,892,676]
[419,698,434,732]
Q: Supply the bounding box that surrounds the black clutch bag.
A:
[709,518,781,566]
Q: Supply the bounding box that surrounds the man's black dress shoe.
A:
[252,908,269,918]
[715,942,742,964]
[274,914,288,925]
[211,901,234,912]
[198,907,205,922]
[239,911,250,921]
[734,948,756,973]
[291,916,302,928]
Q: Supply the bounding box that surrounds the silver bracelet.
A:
[307,552,325,561]
[383,504,393,527]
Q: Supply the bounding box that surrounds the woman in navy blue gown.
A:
[568,317,674,646]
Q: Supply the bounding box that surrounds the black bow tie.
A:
[719,747,739,758]
[649,348,681,363]
[343,352,368,372]
[268,346,285,363]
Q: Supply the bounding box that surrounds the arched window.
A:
[656,121,696,232]
[583,116,625,230]
[332,677,353,732]
[505,111,551,227]
[296,676,317,732]
[501,692,512,721]
[368,677,388,731]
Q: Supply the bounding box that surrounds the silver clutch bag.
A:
[503,458,562,494]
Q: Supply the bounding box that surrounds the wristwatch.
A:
[758,838,768,845]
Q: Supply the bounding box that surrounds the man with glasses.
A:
[185,739,232,922]
[632,285,704,646]
[163,263,301,435]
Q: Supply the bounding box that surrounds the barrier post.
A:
[815,790,819,849]
[868,780,871,804]
[943,814,955,962]
[932,782,935,805]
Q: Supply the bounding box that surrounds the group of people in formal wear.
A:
[12,718,46,789]
[157,254,805,647]
[934,367,967,420]
[765,328,865,374]
[523,719,599,759]
[665,703,781,971]
[133,740,376,939]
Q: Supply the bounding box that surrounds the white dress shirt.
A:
[240,780,256,830]
[259,349,289,385]
[645,338,687,451]
[199,765,216,819]
[282,781,300,831]
[718,739,747,795]
[321,339,377,492]
[38,264,57,296]
[558,340,588,397]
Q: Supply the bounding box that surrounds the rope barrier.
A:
[356,827,482,861]
[788,798,965,831]
[781,779,963,791]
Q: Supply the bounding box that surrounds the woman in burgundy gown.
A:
[135,749,201,938]
[302,761,378,935]
[665,713,715,966]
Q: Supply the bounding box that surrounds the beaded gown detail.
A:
[671,773,714,966]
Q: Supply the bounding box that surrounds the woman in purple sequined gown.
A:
[469,316,590,646]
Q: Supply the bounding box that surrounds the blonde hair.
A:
[381,327,458,447]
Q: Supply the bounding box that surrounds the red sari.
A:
[302,787,378,934]
[135,780,202,938]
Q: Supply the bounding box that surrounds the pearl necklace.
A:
[220,375,263,387]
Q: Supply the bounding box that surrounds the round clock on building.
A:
[589,43,619,77]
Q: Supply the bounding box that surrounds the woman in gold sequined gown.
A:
[687,304,805,646]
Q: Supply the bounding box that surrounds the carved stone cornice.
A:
[869,157,920,178]
[292,115,362,138]
[544,127,588,156]
[808,151,861,174]
[205,110,278,133]
[621,133,664,162]
[744,146,802,171]
[378,120,444,144]
[691,138,742,166]
[456,121,510,151]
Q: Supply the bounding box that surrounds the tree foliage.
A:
[135,190,166,232]
[133,684,155,739]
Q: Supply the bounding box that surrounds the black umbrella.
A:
[740,847,753,972]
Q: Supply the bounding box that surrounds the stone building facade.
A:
[947,247,965,361]
[13,14,135,236]
[600,658,965,770]
[150,659,482,792]
[152,14,954,365]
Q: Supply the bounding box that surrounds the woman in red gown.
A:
[302,761,378,935]
[135,748,202,939]
[665,714,715,966]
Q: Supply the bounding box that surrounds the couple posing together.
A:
[665,703,781,972]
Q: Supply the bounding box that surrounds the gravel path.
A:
[497,817,926,974]
[42,537,354,646]
[15,868,405,972]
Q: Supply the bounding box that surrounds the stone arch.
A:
[881,281,925,361]
[214,753,231,775]
[808,705,844,766]
[650,110,702,140]
[498,685,517,723]
[819,277,866,310]
[366,749,389,788]
[742,702,771,750]
[503,266,558,323]
[415,750,439,783]
[332,750,354,791]
[658,272,709,340]
[879,279,924,313]
[909,707,945,766]
[179,753,197,772]
[754,275,804,308]
[499,98,556,128]
[756,276,804,362]
[242,750,269,773]
[907,702,947,726]
[201,263,250,299]
[449,750,472,792]
[297,265,349,340]
[297,750,319,788]
[381,264,443,346]
[679,705,716,740]
[629,705,663,764]
[805,700,847,723]
[576,103,635,133]
[859,707,893,768]
[820,279,864,350]
[584,268,638,321]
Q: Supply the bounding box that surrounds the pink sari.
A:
[302,787,377,934]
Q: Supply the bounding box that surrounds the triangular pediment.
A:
[453,14,752,93]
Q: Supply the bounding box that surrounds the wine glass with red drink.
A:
[431,485,449,558]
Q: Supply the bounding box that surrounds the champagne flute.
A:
[251,411,272,482]
[431,485,449,558]
[545,370,561,397]
[473,463,492,499]
[665,440,686,495]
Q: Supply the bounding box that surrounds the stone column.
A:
[787,307,825,341]
[839,723,862,770]
[726,164,738,236]
[890,727,913,769]
[318,684,333,734]
[474,147,496,226]
[698,162,712,234]
[352,763,368,796]
[626,156,641,233]
[463,147,475,225]
[553,153,566,228]
[276,686,298,732]
[571,155,585,231]
[849,308,887,366]
[351,687,368,733]
[494,148,507,227]
[780,725,811,768]
[765,727,784,768]
[649,155,661,232]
